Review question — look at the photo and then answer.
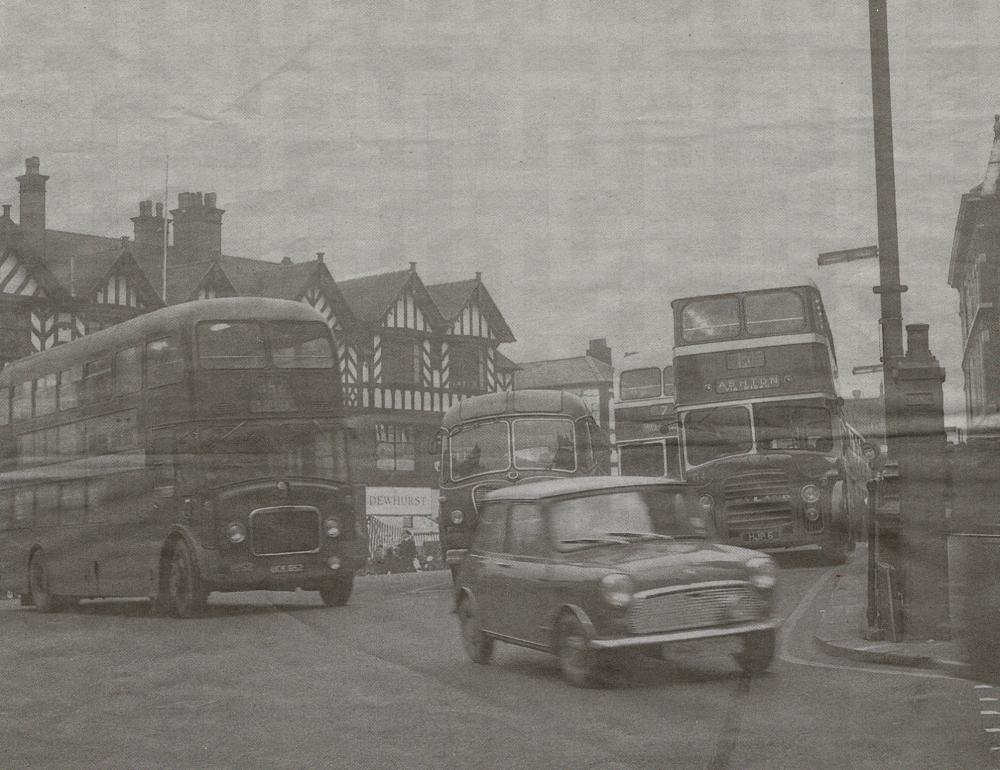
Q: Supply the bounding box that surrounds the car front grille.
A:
[625,583,768,635]
[250,506,320,556]
[723,471,794,532]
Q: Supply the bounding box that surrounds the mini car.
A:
[453,476,780,687]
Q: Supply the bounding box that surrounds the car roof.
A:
[483,475,687,502]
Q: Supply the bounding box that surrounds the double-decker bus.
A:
[436,389,611,575]
[614,351,680,478]
[672,285,870,563]
[0,298,365,616]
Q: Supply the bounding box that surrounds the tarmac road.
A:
[0,553,989,769]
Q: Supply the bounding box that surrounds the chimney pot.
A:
[196,192,203,207]
[316,252,325,262]
[205,192,216,208]
[280,256,293,264]
[139,200,152,217]
[906,323,931,358]
[475,271,482,281]
[409,261,417,272]
[25,157,39,175]
[155,202,163,218]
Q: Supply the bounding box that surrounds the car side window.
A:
[472,502,507,553]
[507,503,548,557]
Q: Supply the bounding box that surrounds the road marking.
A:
[977,684,994,689]
[985,727,1000,733]
[982,710,1000,715]
[777,566,952,680]
[983,697,1000,702]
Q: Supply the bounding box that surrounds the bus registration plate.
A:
[742,529,780,544]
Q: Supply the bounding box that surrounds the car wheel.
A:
[556,614,602,688]
[457,596,494,664]
[165,542,207,618]
[736,629,776,674]
[319,574,354,607]
[28,552,60,613]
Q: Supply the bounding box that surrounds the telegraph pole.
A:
[868,0,905,446]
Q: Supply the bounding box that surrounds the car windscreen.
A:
[449,421,510,481]
[549,488,708,549]
[682,406,753,466]
[512,417,576,471]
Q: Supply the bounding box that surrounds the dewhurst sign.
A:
[365,486,438,517]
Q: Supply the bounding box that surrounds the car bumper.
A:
[587,619,780,650]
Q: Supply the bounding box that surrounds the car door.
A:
[499,502,552,644]
[464,500,509,633]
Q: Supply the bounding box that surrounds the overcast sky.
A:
[2,0,997,425]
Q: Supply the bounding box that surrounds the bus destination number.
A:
[726,350,765,370]
[715,375,781,394]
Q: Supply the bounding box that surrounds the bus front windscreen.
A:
[683,406,753,466]
[512,418,576,471]
[179,420,350,484]
[449,422,510,481]
[754,403,833,451]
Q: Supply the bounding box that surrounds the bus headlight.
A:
[449,509,464,525]
[746,555,777,589]
[323,515,341,538]
[327,556,341,570]
[227,522,247,544]
[800,484,821,504]
[698,494,715,513]
[805,507,821,522]
[599,573,634,608]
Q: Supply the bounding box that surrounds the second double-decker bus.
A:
[0,298,365,616]
[614,351,680,478]
[436,389,611,575]
[672,285,869,563]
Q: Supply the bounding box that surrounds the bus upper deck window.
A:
[271,322,335,369]
[681,298,740,343]
[745,290,807,336]
[83,356,113,402]
[146,336,184,386]
[115,346,142,395]
[59,365,83,410]
[197,322,266,369]
[12,380,31,421]
[0,386,10,426]
[620,368,661,400]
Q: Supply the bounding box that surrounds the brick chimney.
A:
[130,200,166,260]
[170,191,223,264]
[16,157,48,253]
[587,338,612,365]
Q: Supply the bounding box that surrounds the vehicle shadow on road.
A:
[53,595,339,620]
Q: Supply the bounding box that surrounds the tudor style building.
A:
[0,158,517,517]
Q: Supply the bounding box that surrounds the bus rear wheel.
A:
[28,552,61,613]
[319,574,354,607]
[164,542,207,618]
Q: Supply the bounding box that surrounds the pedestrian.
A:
[398,529,418,572]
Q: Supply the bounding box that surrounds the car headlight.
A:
[800,484,821,504]
[227,522,247,544]
[323,515,341,538]
[698,494,715,513]
[599,573,634,608]
[449,509,464,525]
[746,555,777,590]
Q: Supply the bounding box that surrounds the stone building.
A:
[948,129,1000,434]
[0,157,517,531]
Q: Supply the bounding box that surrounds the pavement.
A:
[812,543,971,678]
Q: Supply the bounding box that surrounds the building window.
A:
[381,338,420,385]
[450,343,484,392]
[375,423,415,471]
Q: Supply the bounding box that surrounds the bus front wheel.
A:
[319,574,354,607]
[164,542,207,618]
[28,552,61,613]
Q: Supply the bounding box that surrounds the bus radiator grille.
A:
[723,471,794,532]
[625,584,767,634]
[250,506,321,556]
[471,482,508,514]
